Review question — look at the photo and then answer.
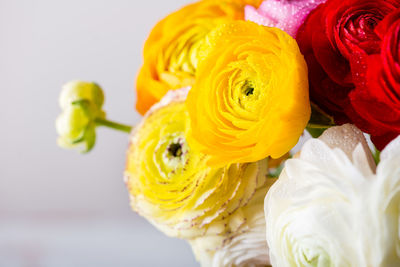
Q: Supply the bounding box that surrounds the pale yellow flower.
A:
[190,177,276,267]
[125,88,268,239]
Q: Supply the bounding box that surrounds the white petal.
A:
[380,135,400,162]
[265,126,400,267]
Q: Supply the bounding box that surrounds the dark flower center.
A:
[245,87,254,96]
[242,81,255,96]
[167,143,182,157]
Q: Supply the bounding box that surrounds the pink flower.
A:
[245,0,327,37]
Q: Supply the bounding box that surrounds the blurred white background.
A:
[0,0,199,266]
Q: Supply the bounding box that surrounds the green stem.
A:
[307,123,332,129]
[306,104,336,138]
[95,118,133,133]
[373,147,381,165]
[306,123,332,138]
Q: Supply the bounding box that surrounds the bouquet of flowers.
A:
[55,0,400,266]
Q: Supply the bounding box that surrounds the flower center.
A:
[242,81,255,96]
[244,87,254,96]
[167,142,183,158]
[364,16,378,29]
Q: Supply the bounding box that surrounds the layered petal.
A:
[265,124,400,266]
[190,178,275,267]
[136,0,262,114]
[187,21,310,166]
[349,8,400,149]
[125,88,267,239]
[296,0,400,124]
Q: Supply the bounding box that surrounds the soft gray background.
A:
[0,0,199,266]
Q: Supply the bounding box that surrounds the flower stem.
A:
[306,104,336,138]
[95,118,133,133]
[306,123,332,138]
[373,147,381,165]
[306,123,331,129]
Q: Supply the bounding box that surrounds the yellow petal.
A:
[187,21,310,166]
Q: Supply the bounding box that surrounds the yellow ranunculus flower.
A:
[136,0,263,115]
[125,89,268,239]
[186,21,310,166]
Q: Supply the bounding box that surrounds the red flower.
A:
[350,9,400,149]
[296,0,399,123]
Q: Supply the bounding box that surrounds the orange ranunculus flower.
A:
[135,0,262,115]
[186,21,310,166]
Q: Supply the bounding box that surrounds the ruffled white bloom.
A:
[265,124,400,267]
[190,178,276,267]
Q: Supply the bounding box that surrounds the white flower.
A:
[265,124,400,267]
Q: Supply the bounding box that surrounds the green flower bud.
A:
[56,81,106,152]
[59,81,104,110]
